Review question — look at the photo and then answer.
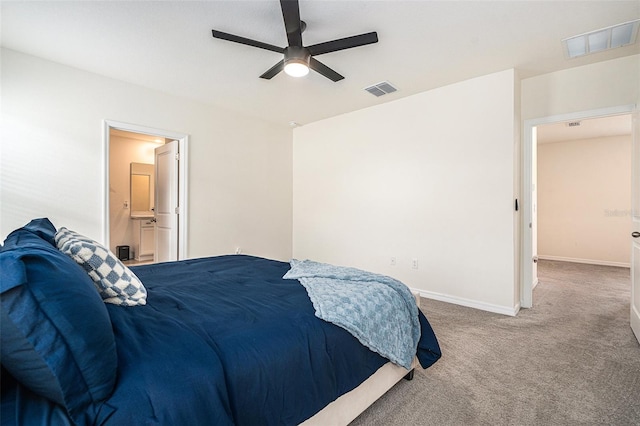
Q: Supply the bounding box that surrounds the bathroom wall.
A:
[109,133,158,254]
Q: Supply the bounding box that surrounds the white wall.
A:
[0,48,293,261]
[522,55,639,121]
[538,135,632,267]
[293,69,519,315]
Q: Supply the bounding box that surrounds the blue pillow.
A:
[24,217,58,247]
[0,217,57,252]
[0,225,117,424]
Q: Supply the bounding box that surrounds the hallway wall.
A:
[537,134,632,266]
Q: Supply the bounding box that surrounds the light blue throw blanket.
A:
[283,259,419,369]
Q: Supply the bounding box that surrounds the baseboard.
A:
[537,255,630,269]
[631,304,640,343]
[411,288,518,317]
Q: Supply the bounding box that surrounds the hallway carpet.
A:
[350,260,640,425]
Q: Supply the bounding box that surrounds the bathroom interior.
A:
[109,129,168,265]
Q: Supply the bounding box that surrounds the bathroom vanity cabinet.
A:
[133,218,155,262]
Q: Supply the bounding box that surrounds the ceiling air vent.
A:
[562,19,640,58]
[364,81,398,97]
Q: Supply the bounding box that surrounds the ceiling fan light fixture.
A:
[284,60,309,77]
[284,46,310,77]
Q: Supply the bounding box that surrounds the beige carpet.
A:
[350,260,640,425]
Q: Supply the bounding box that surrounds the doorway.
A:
[103,120,189,262]
[521,105,635,308]
[536,115,632,267]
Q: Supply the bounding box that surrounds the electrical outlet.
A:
[390,257,396,266]
[123,200,129,209]
[412,258,419,269]
[235,247,242,254]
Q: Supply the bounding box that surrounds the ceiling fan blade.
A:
[307,32,378,56]
[212,30,284,54]
[280,0,303,47]
[260,60,285,79]
[309,57,344,82]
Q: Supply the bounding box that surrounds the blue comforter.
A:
[2,255,440,425]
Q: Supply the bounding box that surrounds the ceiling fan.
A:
[211,0,378,82]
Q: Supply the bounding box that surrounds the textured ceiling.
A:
[1,1,639,127]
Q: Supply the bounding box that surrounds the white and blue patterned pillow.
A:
[55,227,147,306]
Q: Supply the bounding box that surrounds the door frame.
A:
[103,120,189,260]
[521,104,635,308]
[631,111,640,343]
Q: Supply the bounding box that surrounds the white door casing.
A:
[531,126,538,289]
[631,111,640,344]
[155,140,179,262]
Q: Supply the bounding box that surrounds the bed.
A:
[1,218,441,425]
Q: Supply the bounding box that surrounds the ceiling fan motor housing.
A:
[285,46,311,66]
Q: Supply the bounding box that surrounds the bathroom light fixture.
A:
[283,46,310,77]
[562,19,640,58]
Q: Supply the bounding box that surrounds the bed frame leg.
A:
[404,369,414,381]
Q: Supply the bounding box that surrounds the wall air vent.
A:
[364,81,398,97]
[567,121,581,127]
